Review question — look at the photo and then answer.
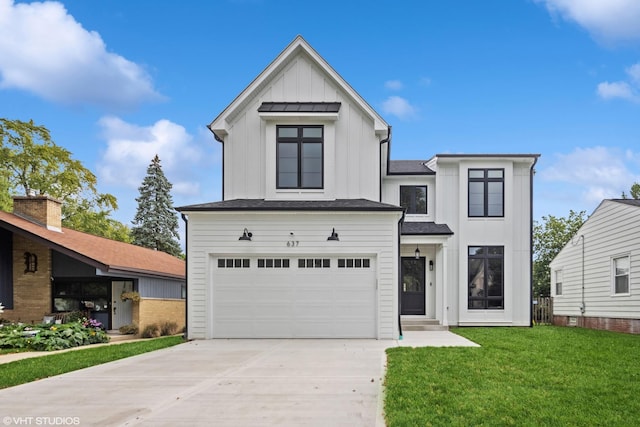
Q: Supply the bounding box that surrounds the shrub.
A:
[0,321,109,351]
[140,323,160,338]
[65,311,86,323]
[160,321,178,336]
[118,323,139,335]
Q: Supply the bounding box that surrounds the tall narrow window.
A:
[555,270,563,296]
[277,125,323,189]
[400,186,427,215]
[613,256,630,294]
[468,169,504,217]
[468,246,504,309]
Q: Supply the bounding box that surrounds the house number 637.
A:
[286,240,299,247]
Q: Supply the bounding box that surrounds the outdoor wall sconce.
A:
[24,252,38,273]
[327,228,339,241]
[239,228,253,241]
[415,246,420,259]
[429,260,434,271]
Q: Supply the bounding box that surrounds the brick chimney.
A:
[12,195,63,232]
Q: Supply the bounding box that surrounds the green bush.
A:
[118,323,139,335]
[0,321,109,351]
[160,321,178,336]
[140,323,160,338]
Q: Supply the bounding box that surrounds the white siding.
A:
[551,200,640,319]
[223,52,381,202]
[185,210,401,339]
[434,157,533,326]
[382,175,436,222]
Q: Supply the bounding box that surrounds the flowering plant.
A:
[82,318,103,329]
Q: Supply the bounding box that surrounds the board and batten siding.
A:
[185,210,401,339]
[551,200,640,319]
[434,158,533,326]
[138,277,184,300]
[223,52,380,202]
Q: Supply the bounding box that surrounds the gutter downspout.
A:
[397,211,405,340]
[379,126,392,202]
[180,213,189,340]
[529,156,539,327]
[208,124,225,201]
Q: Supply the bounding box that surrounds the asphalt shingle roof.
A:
[388,160,435,175]
[401,222,454,235]
[611,199,640,207]
[0,210,185,279]
[177,198,404,212]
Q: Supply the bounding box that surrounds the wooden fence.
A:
[533,297,553,325]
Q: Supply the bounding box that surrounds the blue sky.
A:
[2,0,640,243]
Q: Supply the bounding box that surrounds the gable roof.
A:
[0,210,184,280]
[209,35,389,140]
[611,199,640,208]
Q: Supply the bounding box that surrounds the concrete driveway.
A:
[0,333,478,426]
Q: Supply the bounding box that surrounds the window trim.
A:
[612,255,630,296]
[468,246,504,310]
[276,125,324,189]
[400,185,428,215]
[554,269,563,296]
[468,168,505,218]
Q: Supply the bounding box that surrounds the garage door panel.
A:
[212,256,376,338]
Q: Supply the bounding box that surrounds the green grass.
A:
[0,335,183,389]
[384,326,640,426]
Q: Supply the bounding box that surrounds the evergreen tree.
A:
[131,155,182,256]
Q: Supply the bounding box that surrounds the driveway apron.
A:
[0,339,390,426]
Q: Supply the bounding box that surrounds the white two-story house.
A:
[178,36,539,339]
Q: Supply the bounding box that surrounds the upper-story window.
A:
[400,186,427,215]
[468,169,504,217]
[277,125,323,189]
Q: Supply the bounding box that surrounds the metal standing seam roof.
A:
[0,210,185,280]
[177,198,404,212]
[258,102,342,113]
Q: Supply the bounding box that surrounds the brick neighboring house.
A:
[0,196,185,332]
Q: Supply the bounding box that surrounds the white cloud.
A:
[597,81,639,102]
[539,146,640,204]
[0,0,162,108]
[536,0,640,43]
[419,77,432,87]
[97,117,209,197]
[384,80,404,90]
[626,63,640,85]
[381,96,417,120]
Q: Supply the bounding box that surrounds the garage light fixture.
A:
[239,228,253,241]
[429,260,434,271]
[415,246,420,259]
[327,228,339,241]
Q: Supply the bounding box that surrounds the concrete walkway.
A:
[0,332,478,426]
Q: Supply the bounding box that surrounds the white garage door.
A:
[211,256,377,338]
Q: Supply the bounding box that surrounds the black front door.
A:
[401,257,426,315]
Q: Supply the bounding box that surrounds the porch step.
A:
[401,318,448,331]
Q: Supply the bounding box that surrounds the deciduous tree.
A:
[0,118,130,241]
[131,155,182,257]
[533,210,587,296]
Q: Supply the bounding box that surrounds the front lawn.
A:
[384,326,640,426]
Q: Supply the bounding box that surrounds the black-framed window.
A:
[277,125,323,189]
[468,169,504,217]
[468,246,504,309]
[400,186,427,215]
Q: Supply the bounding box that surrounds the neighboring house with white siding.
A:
[550,199,640,334]
[178,36,538,339]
